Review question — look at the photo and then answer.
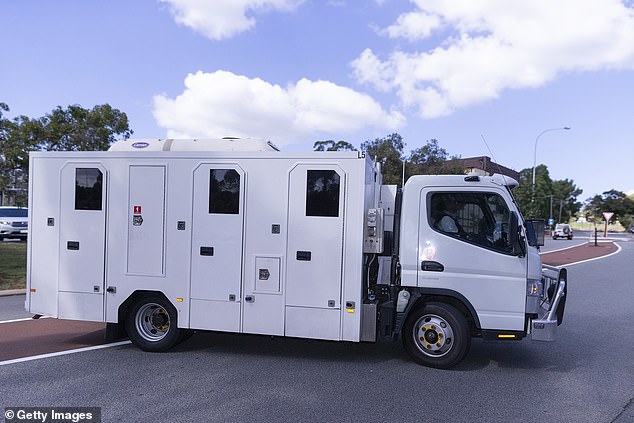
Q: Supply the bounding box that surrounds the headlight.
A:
[527,279,544,297]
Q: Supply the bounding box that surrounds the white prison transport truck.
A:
[26,138,567,368]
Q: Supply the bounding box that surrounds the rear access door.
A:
[285,165,346,340]
[190,164,245,332]
[58,164,107,321]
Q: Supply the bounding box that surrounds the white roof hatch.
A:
[109,138,280,152]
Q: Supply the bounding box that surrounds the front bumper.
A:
[530,265,567,341]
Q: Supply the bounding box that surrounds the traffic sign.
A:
[603,212,614,222]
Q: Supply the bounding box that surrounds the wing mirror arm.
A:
[509,212,526,257]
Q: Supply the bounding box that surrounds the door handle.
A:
[200,246,214,256]
[245,295,255,303]
[421,261,444,272]
[106,286,117,293]
[296,251,311,261]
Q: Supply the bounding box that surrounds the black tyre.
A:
[125,294,182,352]
[402,302,471,369]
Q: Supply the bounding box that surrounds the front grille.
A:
[11,221,28,228]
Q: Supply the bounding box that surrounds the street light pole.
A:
[532,126,570,196]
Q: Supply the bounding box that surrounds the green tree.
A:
[512,165,584,222]
[0,103,25,205]
[512,166,551,218]
[0,103,132,205]
[30,104,132,151]
[407,139,447,174]
[552,179,583,223]
[584,190,634,226]
[407,139,464,176]
[313,140,357,151]
[361,133,405,185]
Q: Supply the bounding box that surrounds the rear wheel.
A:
[125,294,182,352]
[402,302,471,369]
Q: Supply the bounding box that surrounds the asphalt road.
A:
[1,242,633,423]
[0,294,30,321]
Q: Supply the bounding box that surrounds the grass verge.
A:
[0,242,27,290]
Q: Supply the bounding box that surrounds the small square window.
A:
[209,169,240,214]
[306,170,340,217]
[75,168,103,211]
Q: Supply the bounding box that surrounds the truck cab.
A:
[374,174,566,368]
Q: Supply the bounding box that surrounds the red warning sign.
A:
[133,206,142,215]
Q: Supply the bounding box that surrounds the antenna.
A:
[480,134,512,187]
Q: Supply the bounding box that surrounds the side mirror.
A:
[509,212,525,256]
[525,219,545,247]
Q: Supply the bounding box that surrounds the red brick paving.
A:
[0,318,106,362]
[541,242,618,267]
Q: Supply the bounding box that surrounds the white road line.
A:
[0,340,132,366]
[564,242,623,267]
[0,316,50,324]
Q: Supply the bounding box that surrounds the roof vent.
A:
[464,175,480,182]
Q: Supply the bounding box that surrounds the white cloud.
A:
[159,0,302,40]
[153,71,405,144]
[353,0,634,118]
[382,10,441,41]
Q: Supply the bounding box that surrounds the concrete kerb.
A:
[0,289,25,297]
[582,237,630,243]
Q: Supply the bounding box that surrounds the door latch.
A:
[421,261,444,272]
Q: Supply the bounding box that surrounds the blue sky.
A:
[2,0,633,200]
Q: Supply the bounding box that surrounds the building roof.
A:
[454,156,520,181]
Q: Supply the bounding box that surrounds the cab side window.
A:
[429,192,513,254]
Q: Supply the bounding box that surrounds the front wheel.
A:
[402,302,471,369]
[125,294,182,352]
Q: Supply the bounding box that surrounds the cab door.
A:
[58,164,107,321]
[418,188,527,331]
[190,164,245,332]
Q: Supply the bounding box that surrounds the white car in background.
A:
[552,223,573,240]
[0,206,28,241]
